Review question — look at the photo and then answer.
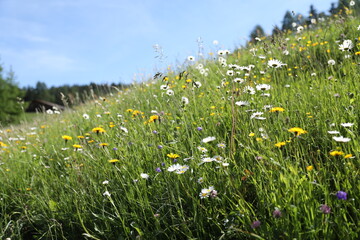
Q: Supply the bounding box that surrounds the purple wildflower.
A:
[336,191,347,200]
[157,145,163,149]
[272,209,282,218]
[251,220,261,229]
[320,204,331,214]
[155,167,162,173]
[197,127,203,131]
[210,190,218,198]
[152,130,158,134]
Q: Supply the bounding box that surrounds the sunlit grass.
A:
[0,13,359,239]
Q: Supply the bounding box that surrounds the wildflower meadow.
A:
[1,6,359,240]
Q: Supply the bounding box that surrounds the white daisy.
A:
[160,84,169,90]
[339,40,354,51]
[340,123,354,127]
[328,59,336,65]
[267,59,286,68]
[140,173,149,179]
[333,136,351,142]
[202,136,216,143]
[243,86,256,95]
[166,90,174,96]
[181,97,189,105]
[256,84,271,91]
[235,101,250,107]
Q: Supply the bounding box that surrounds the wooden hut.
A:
[26,99,65,112]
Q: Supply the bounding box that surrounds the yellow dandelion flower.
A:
[167,153,180,159]
[329,150,344,156]
[62,135,72,141]
[344,154,353,159]
[92,127,106,134]
[72,144,82,149]
[306,165,314,171]
[99,143,109,147]
[77,136,85,139]
[269,107,285,112]
[275,142,286,148]
[288,127,307,136]
[108,159,120,163]
[249,133,255,137]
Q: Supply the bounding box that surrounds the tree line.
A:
[249,0,359,43]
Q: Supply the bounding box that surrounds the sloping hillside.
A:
[0,10,359,240]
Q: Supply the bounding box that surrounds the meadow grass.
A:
[0,12,359,240]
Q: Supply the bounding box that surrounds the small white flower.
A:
[339,40,354,51]
[181,96,189,105]
[267,59,286,68]
[328,130,340,134]
[217,143,226,148]
[197,146,208,153]
[226,70,234,76]
[166,90,174,96]
[103,191,111,197]
[140,173,149,179]
[292,22,297,28]
[193,81,202,88]
[167,164,182,172]
[202,136,216,143]
[160,84,169,90]
[102,180,109,185]
[197,177,204,183]
[256,84,271,91]
[218,50,225,55]
[350,0,355,6]
[199,186,215,199]
[328,59,336,65]
[333,136,351,142]
[187,56,195,61]
[202,157,214,163]
[196,63,204,69]
[83,113,90,119]
[120,126,128,133]
[243,86,256,95]
[297,26,304,33]
[340,123,354,127]
[46,109,54,114]
[311,18,316,24]
[222,162,229,167]
[235,101,250,107]
[234,78,245,83]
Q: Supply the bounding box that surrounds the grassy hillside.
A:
[1,11,359,240]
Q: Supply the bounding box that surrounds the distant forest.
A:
[0,0,358,125]
[22,81,128,107]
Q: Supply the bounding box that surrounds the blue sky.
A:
[0,0,334,87]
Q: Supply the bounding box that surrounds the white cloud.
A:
[0,48,76,72]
